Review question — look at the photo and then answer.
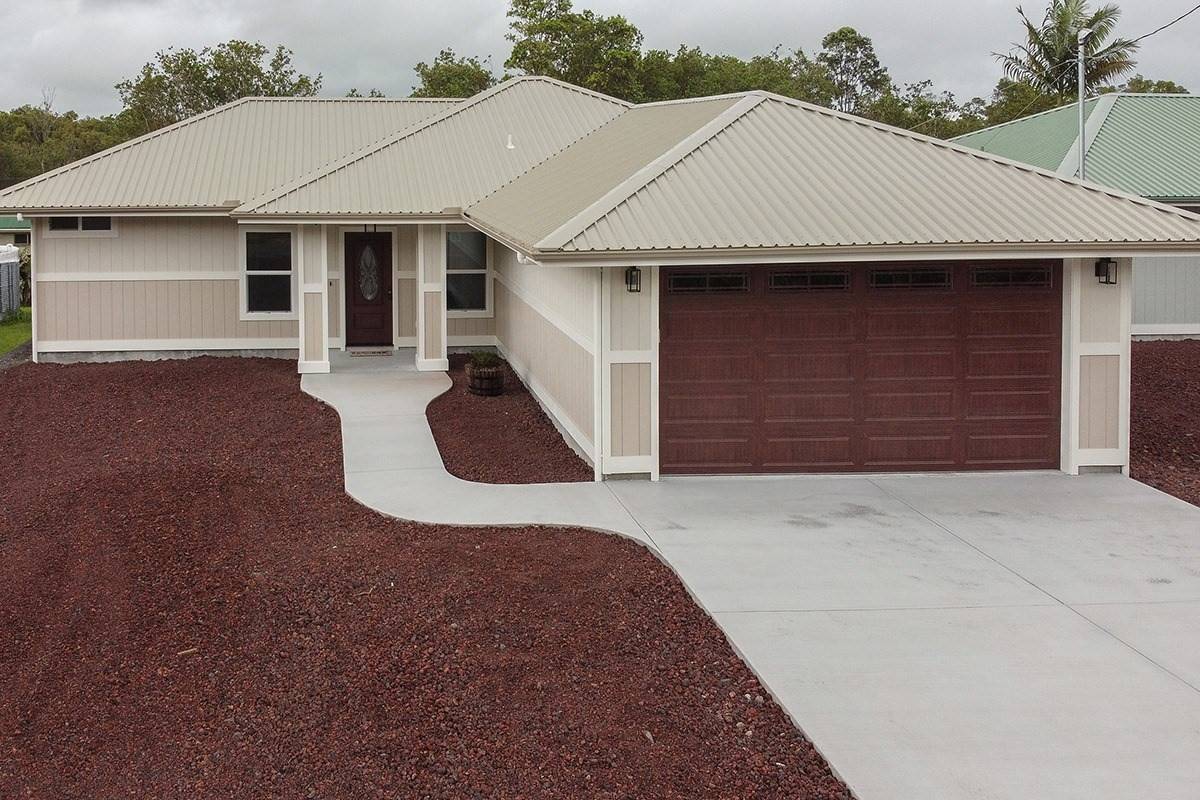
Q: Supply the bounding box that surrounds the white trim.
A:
[37,270,238,282]
[296,228,307,361]
[391,228,400,348]
[1074,448,1124,466]
[603,455,652,474]
[330,336,345,349]
[649,265,661,481]
[447,335,497,347]
[420,281,442,292]
[492,269,595,354]
[497,339,596,463]
[239,225,299,322]
[608,349,652,363]
[42,216,118,239]
[38,337,298,353]
[298,360,330,374]
[445,229,494,318]
[396,335,417,347]
[302,281,323,292]
[1076,341,1122,356]
[416,228,426,365]
[1132,323,1200,336]
[593,267,605,482]
[1061,258,1082,475]
[320,226,330,363]
[1118,257,1133,476]
[415,356,449,371]
[440,224,448,366]
[29,219,38,363]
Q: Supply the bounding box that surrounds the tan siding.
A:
[495,279,594,445]
[1080,273,1122,343]
[1079,354,1120,449]
[1133,255,1200,327]
[327,279,342,338]
[303,292,324,360]
[397,279,418,338]
[609,271,653,351]
[38,217,239,275]
[396,226,417,274]
[37,280,297,342]
[448,316,496,337]
[301,225,322,284]
[419,225,445,283]
[422,291,443,358]
[493,244,594,348]
[610,363,651,456]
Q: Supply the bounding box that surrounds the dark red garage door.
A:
[659,261,1062,474]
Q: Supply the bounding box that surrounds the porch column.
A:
[1061,257,1132,474]
[416,223,448,371]
[297,223,330,373]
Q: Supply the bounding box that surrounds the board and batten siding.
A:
[34,217,298,353]
[1063,257,1132,473]
[601,266,658,476]
[493,244,597,460]
[1132,255,1200,336]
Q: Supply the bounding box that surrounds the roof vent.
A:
[506,134,515,150]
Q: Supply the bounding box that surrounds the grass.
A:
[0,306,32,357]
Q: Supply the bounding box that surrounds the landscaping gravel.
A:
[1132,340,1200,507]
[427,353,593,484]
[0,357,849,800]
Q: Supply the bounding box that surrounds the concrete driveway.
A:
[610,472,1200,800]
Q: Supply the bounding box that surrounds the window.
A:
[868,267,951,289]
[446,230,490,314]
[667,271,750,293]
[769,269,850,291]
[13,232,29,246]
[971,264,1052,288]
[243,230,294,316]
[45,216,115,237]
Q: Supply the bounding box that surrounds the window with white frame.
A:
[44,216,115,237]
[243,230,295,315]
[446,229,490,314]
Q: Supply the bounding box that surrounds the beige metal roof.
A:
[465,95,742,249]
[235,77,630,217]
[468,92,1200,256]
[0,97,459,213]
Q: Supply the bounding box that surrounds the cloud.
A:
[3,0,1197,116]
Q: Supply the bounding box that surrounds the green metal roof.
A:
[0,215,30,231]
[953,94,1200,202]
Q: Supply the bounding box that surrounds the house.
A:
[0,215,30,246]
[953,93,1200,338]
[2,77,1199,480]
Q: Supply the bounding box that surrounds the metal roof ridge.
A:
[239,96,462,103]
[531,94,767,251]
[0,97,256,200]
[948,99,1083,142]
[1055,93,1119,177]
[233,78,545,216]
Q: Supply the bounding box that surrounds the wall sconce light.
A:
[625,266,642,293]
[1094,258,1117,285]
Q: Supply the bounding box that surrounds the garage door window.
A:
[769,269,850,291]
[667,272,750,293]
[971,264,1052,288]
[869,267,951,289]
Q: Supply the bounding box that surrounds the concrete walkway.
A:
[303,353,1200,800]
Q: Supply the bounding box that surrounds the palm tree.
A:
[996,0,1138,97]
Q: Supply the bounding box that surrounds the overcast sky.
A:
[5,0,1199,116]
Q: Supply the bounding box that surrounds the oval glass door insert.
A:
[358,245,380,301]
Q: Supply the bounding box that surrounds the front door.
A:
[345,232,393,347]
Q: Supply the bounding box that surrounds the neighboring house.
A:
[0,215,31,246]
[2,77,1199,480]
[953,93,1200,337]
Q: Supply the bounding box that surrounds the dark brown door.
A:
[659,261,1062,474]
[345,232,393,347]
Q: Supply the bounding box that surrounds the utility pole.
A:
[1077,27,1093,180]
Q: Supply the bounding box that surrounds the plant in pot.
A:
[465,350,505,396]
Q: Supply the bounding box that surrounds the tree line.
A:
[0,0,1187,190]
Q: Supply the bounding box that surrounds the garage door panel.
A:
[659,261,1061,474]
[865,308,957,340]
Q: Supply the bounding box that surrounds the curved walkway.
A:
[303,354,1200,800]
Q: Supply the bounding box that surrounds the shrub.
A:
[468,350,501,369]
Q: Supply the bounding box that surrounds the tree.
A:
[996,1,1137,97]
[411,49,496,98]
[1118,74,1188,93]
[867,81,986,139]
[115,40,321,133]
[505,0,644,100]
[346,88,386,98]
[817,27,890,114]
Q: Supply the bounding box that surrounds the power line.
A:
[1128,2,1200,45]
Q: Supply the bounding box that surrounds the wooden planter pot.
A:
[466,363,505,396]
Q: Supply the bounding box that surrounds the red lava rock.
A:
[1131,340,1200,507]
[0,357,850,799]
[427,353,593,484]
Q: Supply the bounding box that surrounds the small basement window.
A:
[667,272,750,293]
[243,230,294,315]
[446,229,490,314]
[769,269,850,291]
[971,264,1052,288]
[869,267,951,289]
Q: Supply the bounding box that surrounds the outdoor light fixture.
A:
[1095,257,1117,285]
[625,266,642,293]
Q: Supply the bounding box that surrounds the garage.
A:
[659,261,1063,474]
